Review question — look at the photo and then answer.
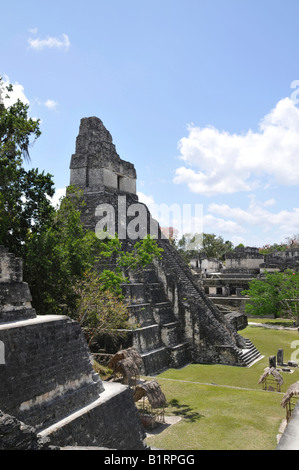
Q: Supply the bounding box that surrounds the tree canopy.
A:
[258,234,299,255]
[0,77,164,345]
[243,270,299,325]
[174,232,234,263]
[0,77,55,256]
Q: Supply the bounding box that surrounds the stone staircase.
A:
[234,338,263,367]
[155,240,263,367]
[158,240,230,317]
[107,239,263,373]
[122,265,192,375]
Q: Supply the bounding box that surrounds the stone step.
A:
[132,324,162,353]
[236,338,263,366]
[168,342,192,369]
[37,382,146,449]
[140,346,170,375]
[161,321,183,347]
[153,303,177,324]
[126,303,154,327]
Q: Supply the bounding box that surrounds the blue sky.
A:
[2,0,299,247]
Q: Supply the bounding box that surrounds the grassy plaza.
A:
[143,320,299,450]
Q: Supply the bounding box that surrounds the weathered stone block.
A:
[0,246,36,323]
[38,383,146,450]
[277,348,284,365]
[0,411,52,450]
[0,316,103,430]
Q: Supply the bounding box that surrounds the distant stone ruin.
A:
[0,245,36,323]
[191,245,299,313]
[0,246,146,450]
[261,248,299,272]
[70,117,262,372]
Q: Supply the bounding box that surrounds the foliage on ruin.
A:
[259,234,299,255]
[0,77,55,256]
[243,269,299,325]
[72,269,131,347]
[23,186,100,316]
[70,231,163,345]
[24,185,163,320]
[175,232,234,263]
[0,77,163,333]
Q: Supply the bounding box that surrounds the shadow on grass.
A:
[166,398,204,422]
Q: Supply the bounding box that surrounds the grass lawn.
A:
[142,322,299,450]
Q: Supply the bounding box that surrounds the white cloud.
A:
[263,198,276,207]
[28,27,38,34]
[137,191,203,238]
[203,214,245,234]
[174,98,299,196]
[48,188,66,208]
[28,33,71,51]
[137,191,156,210]
[44,99,58,110]
[138,191,299,246]
[207,197,299,239]
[0,75,29,106]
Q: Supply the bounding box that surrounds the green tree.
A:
[243,270,299,325]
[24,186,164,317]
[24,186,100,316]
[175,232,234,263]
[70,233,163,349]
[202,233,234,260]
[73,269,131,348]
[0,77,55,256]
[259,243,287,256]
[0,77,164,342]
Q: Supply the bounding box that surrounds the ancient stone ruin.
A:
[191,245,299,314]
[69,116,262,372]
[0,117,265,450]
[0,246,146,449]
[261,248,299,272]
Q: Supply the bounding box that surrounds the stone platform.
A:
[38,382,146,450]
[0,245,147,450]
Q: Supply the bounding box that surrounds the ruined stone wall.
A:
[0,246,36,323]
[79,183,245,368]
[70,117,136,194]
[224,247,264,270]
[0,245,146,450]
[0,411,52,450]
[0,315,103,431]
[261,248,299,272]
[154,240,247,365]
[190,256,221,273]
[38,382,146,450]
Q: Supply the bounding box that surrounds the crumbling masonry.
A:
[70,117,262,374]
[0,246,146,449]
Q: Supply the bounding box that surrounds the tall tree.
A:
[285,234,299,249]
[243,270,299,325]
[23,186,100,315]
[24,185,164,317]
[202,233,234,260]
[0,77,164,342]
[174,232,234,263]
[0,77,55,256]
